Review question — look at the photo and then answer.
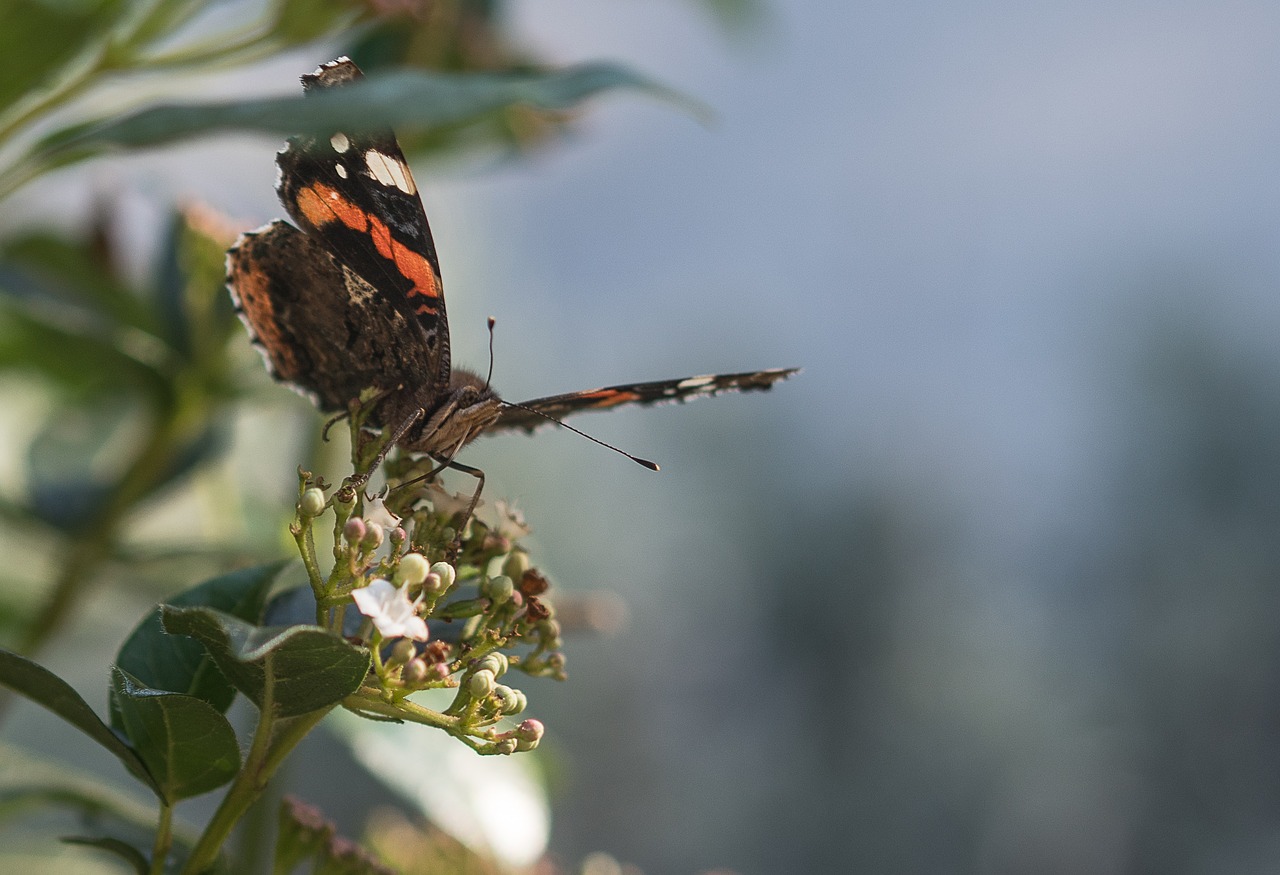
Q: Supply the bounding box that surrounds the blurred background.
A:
[5,0,1280,872]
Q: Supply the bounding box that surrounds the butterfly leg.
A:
[429,455,485,562]
[345,407,425,493]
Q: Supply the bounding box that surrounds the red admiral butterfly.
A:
[227,58,797,496]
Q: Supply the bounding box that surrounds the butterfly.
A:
[227,58,797,507]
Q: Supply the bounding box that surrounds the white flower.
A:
[352,578,429,641]
[363,489,403,531]
[493,500,531,539]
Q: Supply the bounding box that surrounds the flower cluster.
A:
[289,458,564,754]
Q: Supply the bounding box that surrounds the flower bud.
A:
[468,669,495,698]
[503,550,530,580]
[395,553,430,587]
[389,526,407,550]
[388,639,417,666]
[299,488,326,518]
[475,652,508,678]
[332,485,356,516]
[342,517,366,546]
[402,658,429,684]
[516,718,544,744]
[430,561,456,591]
[361,522,384,551]
[421,572,443,594]
[511,689,528,715]
[493,738,518,755]
[485,575,514,604]
[494,684,520,714]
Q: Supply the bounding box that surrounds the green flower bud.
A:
[388,639,417,666]
[299,488,326,518]
[494,685,524,716]
[396,553,430,587]
[493,738,518,755]
[430,561,456,591]
[494,684,520,714]
[475,652,508,678]
[502,550,530,580]
[468,669,495,698]
[485,575,514,604]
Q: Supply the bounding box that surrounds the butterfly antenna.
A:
[483,316,496,391]
[500,401,660,471]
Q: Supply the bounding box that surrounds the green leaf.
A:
[113,562,290,724]
[61,835,149,873]
[161,607,370,718]
[110,669,240,803]
[0,649,160,797]
[0,0,127,115]
[35,62,685,160]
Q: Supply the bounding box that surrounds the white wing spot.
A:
[335,164,348,179]
[364,150,417,194]
[677,375,715,391]
[330,132,350,153]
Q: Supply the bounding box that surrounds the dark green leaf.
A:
[113,562,290,724]
[161,607,370,718]
[36,63,684,159]
[61,835,149,873]
[110,669,240,803]
[0,0,126,114]
[0,649,159,796]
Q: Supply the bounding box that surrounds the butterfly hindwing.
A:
[227,220,437,414]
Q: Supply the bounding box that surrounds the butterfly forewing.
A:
[274,58,452,392]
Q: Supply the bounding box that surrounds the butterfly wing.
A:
[227,220,438,413]
[494,368,800,434]
[274,57,452,396]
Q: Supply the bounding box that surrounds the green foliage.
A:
[110,668,242,803]
[160,606,371,718]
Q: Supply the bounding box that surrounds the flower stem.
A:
[180,671,331,874]
[149,802,174,875]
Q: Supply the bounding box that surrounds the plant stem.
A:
[180,672,333,874]
[150,802,174,875]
